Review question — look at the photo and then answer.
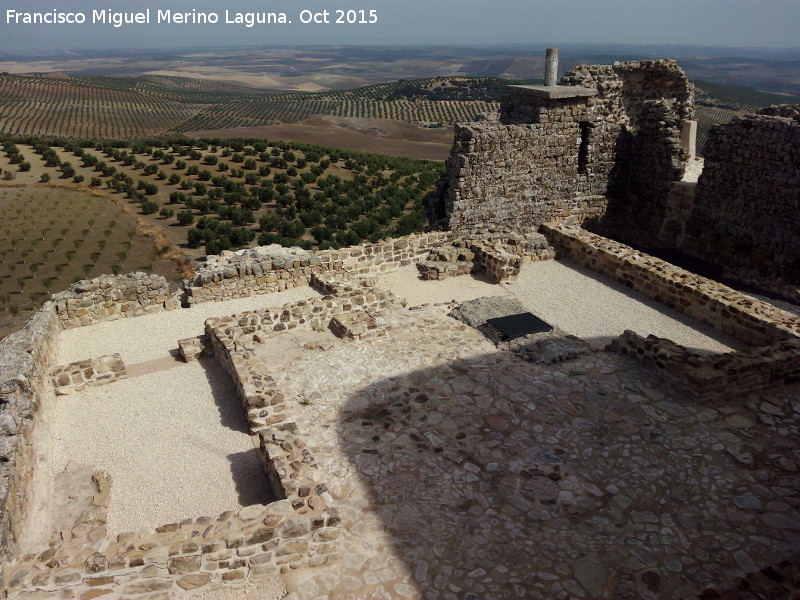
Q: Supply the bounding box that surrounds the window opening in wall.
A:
[578,121,591,174]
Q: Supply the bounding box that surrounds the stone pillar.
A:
[681,120,697,160]
[545,48,559,86]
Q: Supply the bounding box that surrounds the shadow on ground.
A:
[227,448,274,506]
[198,355,275,505]
[332,337,798,599]
[198,355,251,434]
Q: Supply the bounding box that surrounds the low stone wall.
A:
[0,303,59,583]
[50,354,127,395]
[207,276,395,436]
[316,232,451,276]
[186,244,340,305]
[5,497,341,599]
[543,223,800,346]
[52,272,180,329]
[6,291,349,598]
[178,335,209,362]
[608,331,800,402]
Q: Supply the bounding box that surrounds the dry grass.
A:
[0,185,183,338]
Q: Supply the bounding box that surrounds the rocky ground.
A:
[34,260,798,599]
[253,307,800,600]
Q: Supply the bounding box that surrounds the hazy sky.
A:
[0,0,798,54]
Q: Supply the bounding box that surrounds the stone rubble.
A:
[49,354,127,395]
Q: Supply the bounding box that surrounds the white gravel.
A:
[683,157,704,183]
[57,286,321,365]
[374,265,505,306]
[376,260,742,353]
[51,359,271,536]
[192,579,286,600]
[506,259,743,352]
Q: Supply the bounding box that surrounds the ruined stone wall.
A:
[316,232,451,275]
[185,234,450,304]
[542,224,800,346]
[438,120,609,233]
[560,61,692,236]
[609,331,800,403]
[50,354,127,396]
[185,244,339,305]
[438,60,693,235]
[0,304,59,583]
[683,108,800,284]
[52,272,180,329]
[5,495,341,599]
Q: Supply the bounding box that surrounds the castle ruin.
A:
[1,56,799,600]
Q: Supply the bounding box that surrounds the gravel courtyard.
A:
[376,259,743,352]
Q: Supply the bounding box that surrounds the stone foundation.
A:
[3,225,799,597]
[608,331,800,402]
[316,232,451,275]
[543,223,800,346]
[186,244,337,305]
[52,273,180,329]
[50,354,127,395]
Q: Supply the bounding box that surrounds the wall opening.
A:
[578,121,591,174]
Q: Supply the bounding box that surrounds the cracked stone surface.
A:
[242,307,800,599]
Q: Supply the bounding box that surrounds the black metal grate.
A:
[486,312,553,340]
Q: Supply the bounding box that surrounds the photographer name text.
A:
[5,8,379,28]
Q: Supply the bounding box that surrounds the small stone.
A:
[760,402,784,417]
[167,556,201,574]
[733,551,758,573]
[239,504,267,521]
[178,573,212,590]
[733,496,761,510]
[725,415,753,428]
[762,513,800,530]
[574,557,612,597]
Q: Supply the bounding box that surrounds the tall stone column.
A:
[545,48,559,86]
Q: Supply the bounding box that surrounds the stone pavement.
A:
[246,307,800,600]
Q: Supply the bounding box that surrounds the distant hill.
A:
[1,71,797,155]
[693,80,799,151]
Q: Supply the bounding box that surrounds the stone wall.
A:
[542,223,800,346]
[206,275,395,434]
[545,224,800,402]
[562,60,692,231]
[435,60,693,235]
[608,331,800,402]
[50,354,127,396]
[186,244,338,305]
[682,107,800,284]
[0,304,59,583]
[1,275,404,600]
[5,496,341,599]
[316,232,451,275]
[184,234,451,304]
[52,272,180,329]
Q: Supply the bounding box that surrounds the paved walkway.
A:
[246,308,800,600]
